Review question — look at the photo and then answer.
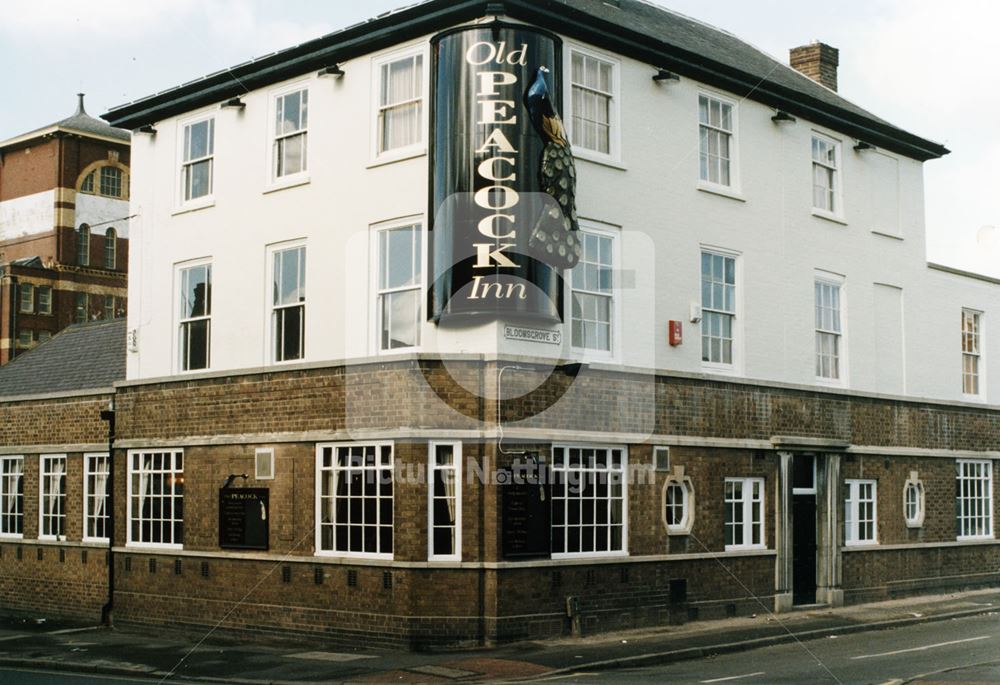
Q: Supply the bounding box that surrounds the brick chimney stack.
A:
[790,41,839,91]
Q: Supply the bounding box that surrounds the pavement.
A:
[1,588,998,684]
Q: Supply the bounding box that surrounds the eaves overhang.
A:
[102,0,949,162]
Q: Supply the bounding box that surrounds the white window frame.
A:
[74,292,89,324]
[175,258,212,373]
[37,285,52,315]
[371,44,428,163]
[176,112,215,209]
[724,477,765,550]
[126,449,184,550]
[267,241,307,364]
[0,455,24,539]
[315,441,394,560]
[18,283,33,314]
[372,219,425,354]
[962,308,985,400]
[844,479,878,546]
[104,228,117,270]
[550,444,629,559]
[815,272,848,386]
[428,441,462,562]
[811,132,843,220]
[956,459,993,540]
[255,448,275,481]
[653,446,671,473]
[267,81,310,188]
[565,43,622,165]
[700,246,742,374]
[567,222,620,361]
[662,465,695,536]
[77,225,90,266]
[99,166,124,198]
[39,454,67,540]
[903,471,925,529]
[697,91,740,193]
[83,452,111,542]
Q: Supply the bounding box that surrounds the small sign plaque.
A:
[504,325,562,345]
[219,488,269,551]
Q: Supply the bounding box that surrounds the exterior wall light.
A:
[653,69,680,83]
[318,64,345,78]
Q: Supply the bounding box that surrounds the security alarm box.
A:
[669,320,683,346]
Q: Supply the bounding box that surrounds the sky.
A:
[1,0,997,277]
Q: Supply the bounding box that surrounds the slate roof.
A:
[102,0,947,160]
[0,319,125,398]
[9,256,44,268]
[1,94,129,149]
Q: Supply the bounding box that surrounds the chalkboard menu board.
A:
[219,488,269,550]
[500,470,551,559]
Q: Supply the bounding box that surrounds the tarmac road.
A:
[0,671,200,685]
[567,612,1000,684]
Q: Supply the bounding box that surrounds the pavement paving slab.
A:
[0,588,997,683]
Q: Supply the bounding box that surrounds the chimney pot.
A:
[790,42,839,91]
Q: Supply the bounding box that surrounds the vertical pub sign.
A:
[429,24,581,324]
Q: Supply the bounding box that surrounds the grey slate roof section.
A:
[101,0,947,160]
[9,94,129,146]
[568,0,888,124]
[0,319,125,398]
[9,256,44,268]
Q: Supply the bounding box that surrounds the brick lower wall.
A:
[842,545,1000,604]
[0,543,106,621]
[4,361,1000,644]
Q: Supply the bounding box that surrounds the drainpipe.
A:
[99,398,116,627]
[7,273,18,364]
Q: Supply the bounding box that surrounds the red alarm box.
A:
[669,320,683,346]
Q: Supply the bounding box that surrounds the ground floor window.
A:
[662,465,695,536]
[551,445,626,557]
[903,471,925,529]
[724,477,764,549]
[128,450,184,547]
[85,453,110,540]
[0,456,23,537]
[956,460,993,539]
[39,454,67,539]
[428,442,461,560]
[844,479,877,545]
[317,443,393,558]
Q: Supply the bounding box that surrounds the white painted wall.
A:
[125,26,999,408]
[75,193,131,238]
[0,190,54,240]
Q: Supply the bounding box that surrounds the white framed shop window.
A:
[844,479,878,546]
[0,456,24,539]
[39,454,67,540]
[83,453,111,542]
[724,477,764,550]
[316,442,394,559]
[428,441,462,561]
[956,459,993,540]
[127,449,185,549]
[551,445,628,558]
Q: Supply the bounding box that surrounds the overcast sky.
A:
[1,0,997,276]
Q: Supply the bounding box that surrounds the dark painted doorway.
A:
[792,454,817,605]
